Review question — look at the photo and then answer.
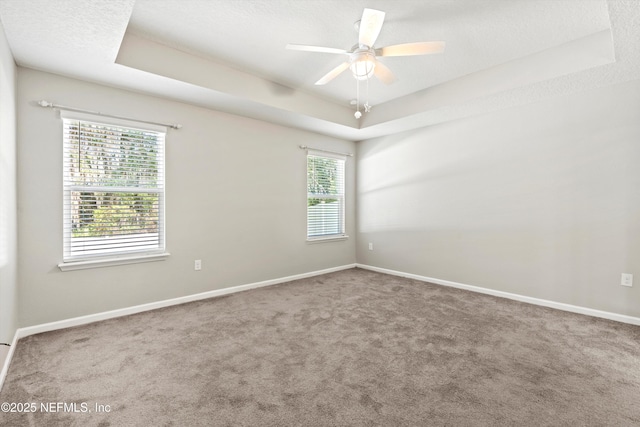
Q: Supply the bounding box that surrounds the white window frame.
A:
[58,111,169,271]
[306,149,348,242]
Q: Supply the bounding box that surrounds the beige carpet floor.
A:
[1,267,639,426]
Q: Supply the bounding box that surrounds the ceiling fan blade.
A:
[286,44,348,55]
[359,8,385,48]
[315,62,350,85]
[373,61,396,85]
[376,41,446,57]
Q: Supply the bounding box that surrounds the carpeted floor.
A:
[1,268,639,426]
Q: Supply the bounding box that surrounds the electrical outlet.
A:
[621,273,633,287]
[195,260,202,271]
[368,243,373,251]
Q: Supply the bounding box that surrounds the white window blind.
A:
[307,150,346,239]
[62,112,166,261]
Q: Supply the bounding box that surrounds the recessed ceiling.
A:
[0,0,638,140]
[127,0,611,106]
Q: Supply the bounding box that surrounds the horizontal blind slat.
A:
[63,117,165,260]
[307,154,345,238]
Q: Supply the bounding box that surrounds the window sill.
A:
[307,235,349,244]
[58,252,170,271]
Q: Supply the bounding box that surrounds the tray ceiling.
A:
[0,0,638,140]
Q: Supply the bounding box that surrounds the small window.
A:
[306,150,346,240]
[62,112,166,261]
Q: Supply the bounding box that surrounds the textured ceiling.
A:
[0,0,638,140]
[128,0,611,105]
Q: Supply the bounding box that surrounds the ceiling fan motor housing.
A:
[350,47,376,80]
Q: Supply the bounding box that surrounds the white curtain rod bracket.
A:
[37,100,182,130]
[299,145,353,157]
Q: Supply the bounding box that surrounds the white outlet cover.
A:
[621,273,633,287]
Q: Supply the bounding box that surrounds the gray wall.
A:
[357,79,640,318]
[17,68,356,327]
[13,67,640,328]
[0,20,17,344]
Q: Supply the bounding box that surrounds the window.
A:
[307,150,346,240]
[61,111,166,264]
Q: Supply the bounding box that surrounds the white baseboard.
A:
[0,263,356,392]
[0,329,19,392]
[356,264,640,326]
[4,262,635,393]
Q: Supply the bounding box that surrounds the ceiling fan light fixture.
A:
[287,7,445,117]
[350,50,376,80]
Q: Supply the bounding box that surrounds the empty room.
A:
[1,0,639,425]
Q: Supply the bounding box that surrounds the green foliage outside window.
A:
[67,122,161,238]
[307,156,341,207]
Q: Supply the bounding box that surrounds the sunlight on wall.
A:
[356,80,640,316]
[358,106,634,237]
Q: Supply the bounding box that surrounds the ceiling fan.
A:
[286,8,446,87]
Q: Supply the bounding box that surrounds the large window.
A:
[62,112,166,262]
[307,150,346,240]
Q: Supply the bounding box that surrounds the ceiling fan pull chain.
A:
[355,79,362,119]
[364,77,371,113]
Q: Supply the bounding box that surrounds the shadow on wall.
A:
[357,107,633,235]
[355,81,640,316]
